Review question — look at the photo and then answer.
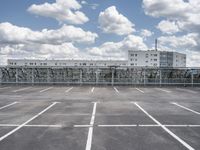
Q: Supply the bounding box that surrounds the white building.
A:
[7,59,127,67]
[128,50,160,67]
[7,50,186,67]
[128,50,186,67]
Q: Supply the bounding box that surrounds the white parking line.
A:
[99,124,137,127]
[176,88,197,94]
[9,95,22,98]
[98,124,200,127]
[13,87,31,93]
[171,102,200,115]
[0,123,199,128]
[85,102,97,150]
[135,88,144,93]
[0,124,62,128]
[156,88,171,93]
[74,125,92,128]
[91,87,95,93]
[0,87,11,90]
[0,102,19,110]
[65,87,73,93]
[113,87,119,93]
[39,87,53,93]
[0,102,58,142]
[133,102,195,150]
[164,125,200,127]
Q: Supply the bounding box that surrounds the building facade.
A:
[7,59,127,67]
[7,50,186,67]
[128,50,186,67]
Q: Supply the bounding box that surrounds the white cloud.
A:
[185,51,200,67]
[158,33,199,50]
[140,29,154,38]
[27,0,89,24]
[143,0,188,19]
[143,0,200,67]
[157,20,180,34]
[88,35,147,59]
[98,6,135,35]
[0,22,98,45]
[143,0,200,31]
[90,4,99,10]
[81,1,99,10]
[0,42,85,65]
[0,22,99,65]
[81,1,87,5]
[157,33,200,67]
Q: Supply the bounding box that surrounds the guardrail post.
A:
[95,70,99,85]
[143,68,146,86]
[191,69,194,87]
[16,68,19,84]
[47,68,50,84]
[159,69,162,87]
[111,68,114,86]
[80,69,82,85]
[0,68,2,85]
[63,68,66,83]
[32,68,34,85]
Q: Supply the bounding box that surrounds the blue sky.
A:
[0,0,200,66]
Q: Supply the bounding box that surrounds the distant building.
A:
[128,50,186,67]
[7,59,127,67]
[7,50,186,67]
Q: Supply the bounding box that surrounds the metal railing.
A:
[0,66,200,86]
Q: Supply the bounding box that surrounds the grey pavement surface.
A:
[0,85,199,150]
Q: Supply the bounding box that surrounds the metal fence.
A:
[0,66,200,86]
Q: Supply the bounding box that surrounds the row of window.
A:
[130,53,158,57]
[130,63,158,66]
[130,59,158,62]
[9,62,127,66]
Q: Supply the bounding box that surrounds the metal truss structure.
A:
[0,66,200,86]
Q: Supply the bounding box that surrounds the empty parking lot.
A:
[0,85,199,150]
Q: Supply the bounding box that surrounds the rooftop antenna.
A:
[155,38,158,51]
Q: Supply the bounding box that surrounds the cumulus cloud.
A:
[157,20,181,34]
[143,0,200,31]
[0,22,98,45]
[143,0,188,19]
[0,22,99,64]
[0,42,85,65]
[143,0,200,67]
[140,29,154,38]
[158,33,200,67]
[27,0,89,24]
[81,1,99,10]
[88,35,147,59]
[98,6,135,35]
[158,33,199,51]
[186,51,200,67]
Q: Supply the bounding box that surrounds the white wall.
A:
[7,59,128,67]
[7,50,186,67]
[173,52,186,67]
[128,50,160,67]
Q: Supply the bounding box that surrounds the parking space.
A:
[0,102,49,124]
[0,127,88,150]
[169,127,200,150]
[173,102,200,112]
[95,102,155,125]
[137,102,200,125]
[92,127,185,150]
[91,87,119,101]
[29,102,93,126]
[0,85,199,150]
